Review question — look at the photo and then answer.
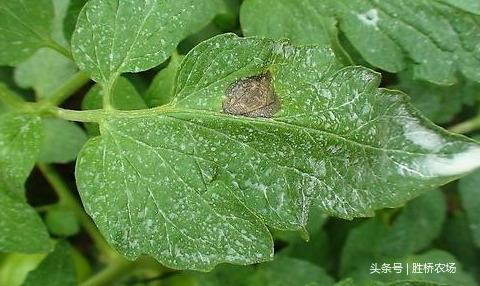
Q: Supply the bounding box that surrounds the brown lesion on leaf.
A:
[222,72,281,118]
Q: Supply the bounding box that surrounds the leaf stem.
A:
[0,84,26,109]
[37,163,117,261]
[46,39,74,61]
[46,72,91,106]
[55,108,106,123]
[448,115,480,134]
[102,77,118,111]
[79,259,137,286]
[80,257,170,286]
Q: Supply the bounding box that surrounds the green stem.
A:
[55,107,106,123]
[80,259,137,286]
[0,84,25,108]
[102,77,118,111]
[449,115,480,134]
[37,163,117,260]
[46,72,91,106]
[34,203,57,212]
[46,40,73,61]
[80,257,171,286]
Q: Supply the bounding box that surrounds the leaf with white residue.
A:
[0,189,51,253]
[71,0,225,84]
[0,0,55,65]
[0,111,43,196]
[76,34,480,270]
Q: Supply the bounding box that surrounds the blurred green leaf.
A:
[14,49,77,100]
[241,0,335,46]
[0,0,56,65]
[22,241,76,286]
[459,170,480,247]
[0,253,46,286]
[341,191,448,281]
[390,73,479,124]
[63,0,88,42]
[340,218,388,278]
[373,250,477,286]
[193,256,334,286]
[145,52,183,107]
[440,211,480,281]
[39,119,87,164]
[329,0,480,84]
[45,208,80,237]
[0,189,51,253]
[380,190,447,257]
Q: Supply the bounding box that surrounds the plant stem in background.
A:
[79,259,137,286]
[37,163,117,261]
[46,39,74,61]
[0,84,26,109]
[79,257,170,286]
[449,115,480,134]
[46,72,91,106]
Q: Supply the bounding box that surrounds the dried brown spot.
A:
[222,73,280,118]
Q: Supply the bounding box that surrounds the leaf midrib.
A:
[102,106,441,157]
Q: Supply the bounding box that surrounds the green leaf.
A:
[45,207,80,237]
[71,0,225,84]
[239,0,352,65]
[379,190,446,257]
[193,256,334,286]
[82,76,146,136]
[250,256,335,286]
[240,0,335,46]
[12,0,75,100]
[49,0,71,46]
[0,189,51,253]
[63,0,88,42]
[390,73,479,124]
[14,49,77,100]
[436,0,480,14]
[83,77,146,111]
[0,111,43,196]
[0,253,46,286]
[340,218,388,278]
[76,34,480,270]
[39,119,87,164]
[0,0,55,65]
[458,170,480,247]
[341,220,477,285]
[440,212,480,278]
[341,191,446,277]
[278,228,330,268]
[145,52,184,107]
[22,241,76,286]
[330,0,480,84]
